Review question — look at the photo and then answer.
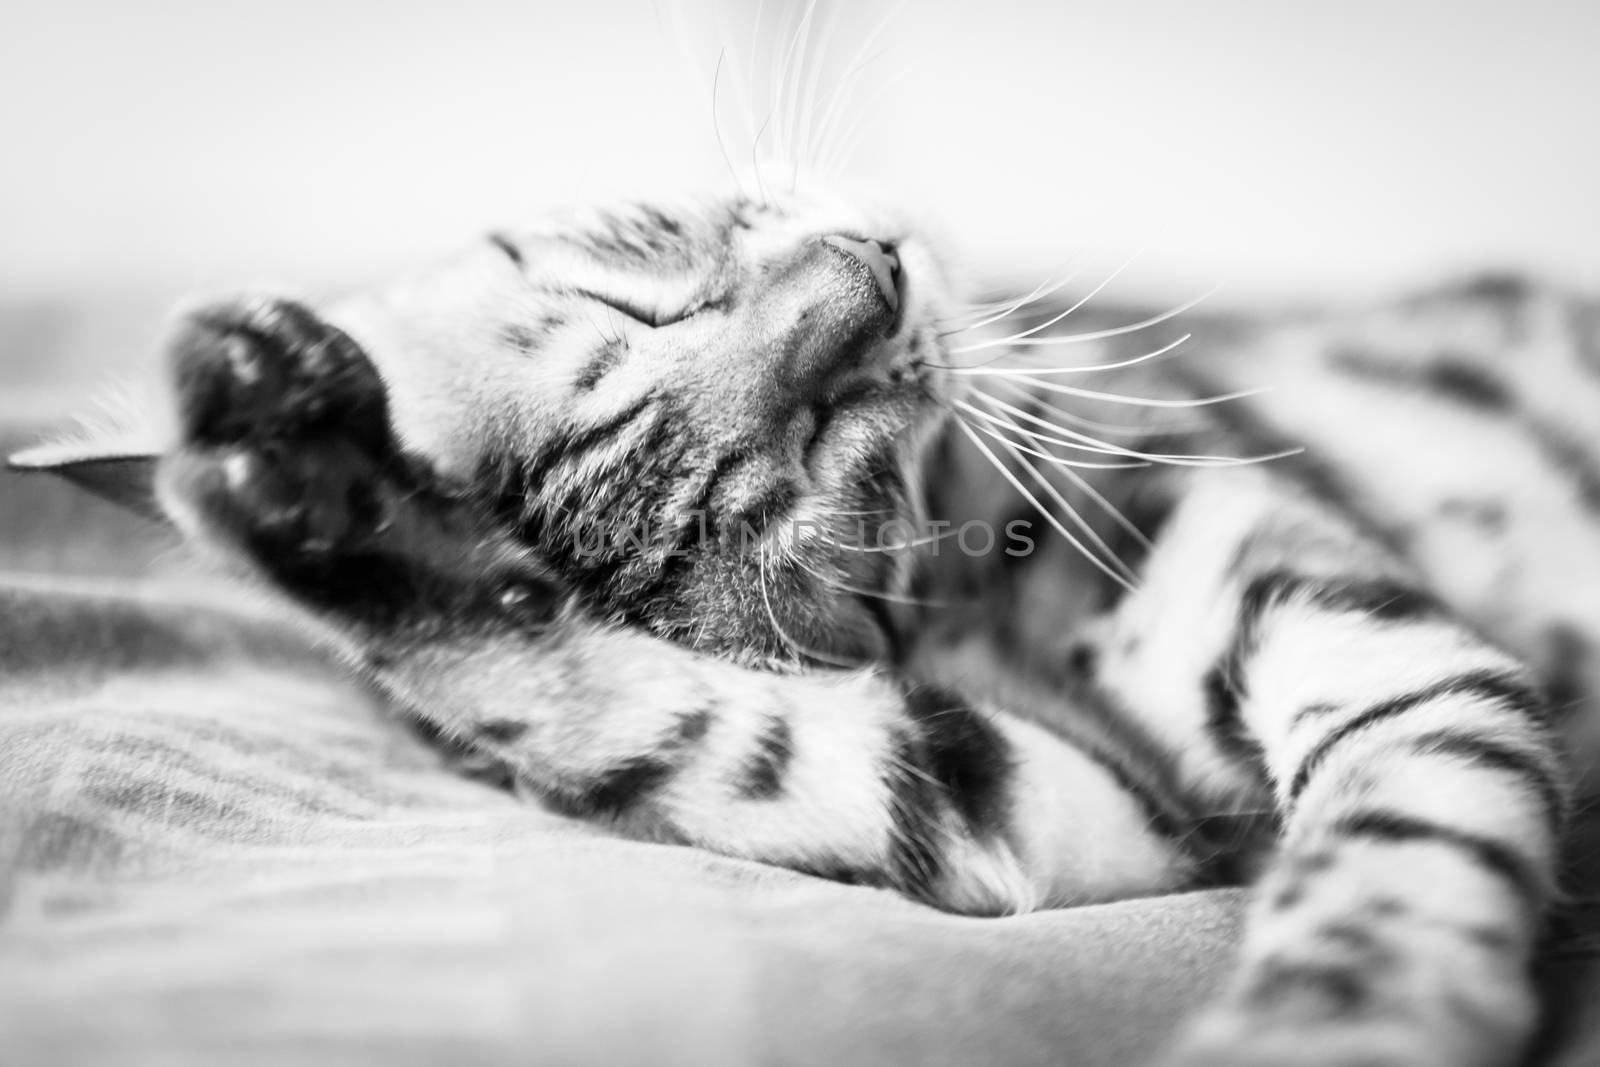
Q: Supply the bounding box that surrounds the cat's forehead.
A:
[502,200,734,264]
[500,194,905,273]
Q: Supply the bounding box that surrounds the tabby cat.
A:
[16,191,1598,1066]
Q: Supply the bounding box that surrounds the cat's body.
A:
[17,194,1596,1066]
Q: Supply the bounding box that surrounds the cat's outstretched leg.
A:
[157,295,1194,916]
[1076,467,1569,1067]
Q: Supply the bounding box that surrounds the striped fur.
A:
[135,198,1599,1066]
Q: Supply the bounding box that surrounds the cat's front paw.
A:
[157,294,456,630]
[157,295,560,633]
[169,296,391,456]
[160,296,410,563]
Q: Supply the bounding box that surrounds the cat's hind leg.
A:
[1077,466,1568,1067]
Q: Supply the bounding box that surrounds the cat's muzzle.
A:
[821,234,902,315]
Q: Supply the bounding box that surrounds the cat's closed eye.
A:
[577,289,682,329]
[487,230,714,330]
[579,289,725,330]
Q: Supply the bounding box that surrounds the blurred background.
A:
[2,0,1597,412]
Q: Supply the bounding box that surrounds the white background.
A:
[3,0,1596,309]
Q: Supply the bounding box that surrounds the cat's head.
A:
[318,192,968,666]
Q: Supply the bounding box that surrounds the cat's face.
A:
[329,193,967,665]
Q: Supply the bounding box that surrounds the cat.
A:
[14,192,1597,1067]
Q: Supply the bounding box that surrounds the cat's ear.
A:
[7,436,165,522]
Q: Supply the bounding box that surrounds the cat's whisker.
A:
[762,5,794,179]
[737,0,768,148]
[708,50,746,198]
[978,424,1144,584]
[949,291,1033,312]
[965,390,1289,467]
[953,418,1139,593]
[808,1,904,175]
[656,1,751,199]
[1194,443,1305,468]
[756,541,867,669]
[1049,455,1156,555]
[813,64,908,178]
[946,280,1085,316]
[956,399,1148,461]
[787,550,947,608]
[814,528,964,554]
[983,384,1150,439]
[781,2,815,180]
[972,251,1142,348]
[985,375,1264,411]
[944,294,1037,316]
[994,404,1299,470]
[751,112,774,206]
[950,333,1191,377]
[816,66,896,178]
[951,286,1220,354]
[986,377,1205,437]
[772,0,819,190]
[931,252,1135,366]
[810,505,896,517]
[793,1,844,182]
[961,416,1152,470]
[935,261,1085,334]
[940,302,1012,321]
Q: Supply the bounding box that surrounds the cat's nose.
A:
[755,235,903,405]
[821,235,901,313]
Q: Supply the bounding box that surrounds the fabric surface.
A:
[1,422,1597,1067]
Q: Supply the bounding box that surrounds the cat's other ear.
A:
[6,436,164,522]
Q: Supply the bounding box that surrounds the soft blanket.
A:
[1,420,1597,1067]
